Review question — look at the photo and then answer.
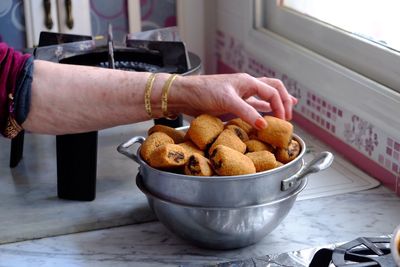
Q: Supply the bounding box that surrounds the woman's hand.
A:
[171,73,298,130]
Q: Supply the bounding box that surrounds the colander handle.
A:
[117,136,146,164]
[281,151,334,191]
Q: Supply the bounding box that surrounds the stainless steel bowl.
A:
[136,174,307,250]
[118,129,333,207]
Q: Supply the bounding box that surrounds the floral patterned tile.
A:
[216,29,399,195]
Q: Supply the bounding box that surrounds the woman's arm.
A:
[23,60,165,134]
[22,60,297,135]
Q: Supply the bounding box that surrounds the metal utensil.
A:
[107,24,115,69]
[117,129,333,207]
[136,174,307,249]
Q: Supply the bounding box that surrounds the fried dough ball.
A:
[209,129,246,155]
[275,161,284,168]
[246,151,277,172]
[147,144,189,169]
[177,140,205,157]
[148,124,185,144]
[140,132,174,163]
[245,139,274,153]
[184,153,214,176]
[187,114,224,150]
[224,125,249,142]
[257,116,293,149]
[275,139,301,163]
[226,118,254,134]
[210,145,256,176]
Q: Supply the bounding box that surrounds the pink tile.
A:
[394,151,400,161]
[397,177,400,195]
[387,147,393,156]
[385,158,391,169]
[379,154,384,164]
[392,163,398,173]
[395,142,400,152]
[387,138,393,147]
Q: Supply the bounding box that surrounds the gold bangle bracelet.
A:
[144,73,156,118]
[161,74,179,119]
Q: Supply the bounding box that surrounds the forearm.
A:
[21,60,296,135]
[22,60,173,134]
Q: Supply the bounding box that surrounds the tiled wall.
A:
[216,29,400,196]
[0,0,177,49]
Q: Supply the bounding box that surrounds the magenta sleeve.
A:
[0,42,31,138]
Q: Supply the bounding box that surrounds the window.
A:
[258,0,400,93]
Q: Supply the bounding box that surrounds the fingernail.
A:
[255,117,267,130]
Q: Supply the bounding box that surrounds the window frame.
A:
[244,0,400,136]
[259,0,400,93]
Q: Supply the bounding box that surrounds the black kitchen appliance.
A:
[309,237,396,267]
[9,30,201,201]
[202,236,396,267]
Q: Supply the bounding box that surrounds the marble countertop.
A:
[1,122,400,267]
[0,182,400,266]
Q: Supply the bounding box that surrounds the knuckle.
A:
[272,78,285,88]
[238,73,252,80]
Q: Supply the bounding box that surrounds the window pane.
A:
[281,0,400,52]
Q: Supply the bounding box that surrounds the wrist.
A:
[150,74,189,118]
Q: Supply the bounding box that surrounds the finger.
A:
[291,95,298,105]
[258,78,294,120]
[245,96,272,113]
[229,94,267,130]
[251,79,285,120]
